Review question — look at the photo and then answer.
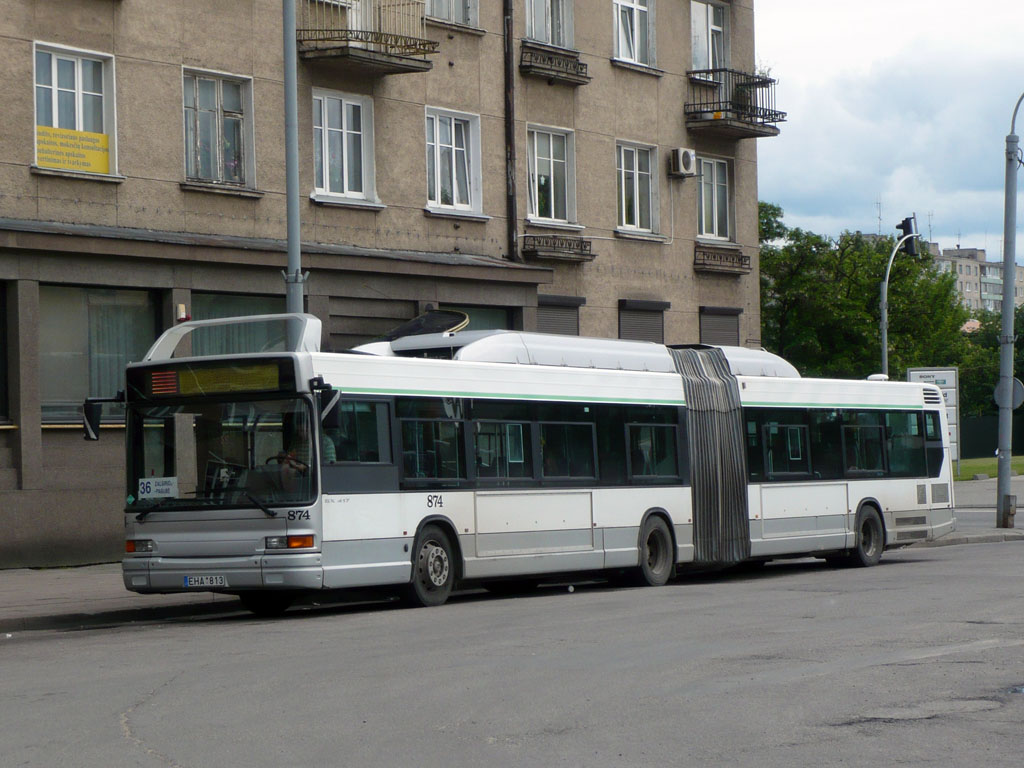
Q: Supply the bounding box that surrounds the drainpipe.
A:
[503,0,520,262]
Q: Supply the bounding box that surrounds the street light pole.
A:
[996,92,1023,527]
[880,228,921,377]
[282,0,306,314]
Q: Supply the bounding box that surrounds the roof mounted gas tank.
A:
[353,330,800,377]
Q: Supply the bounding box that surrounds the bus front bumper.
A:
[123,553,324,593]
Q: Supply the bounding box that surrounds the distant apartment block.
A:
[929,245,1024,312]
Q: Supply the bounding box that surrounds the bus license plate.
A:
[184,575,227,587]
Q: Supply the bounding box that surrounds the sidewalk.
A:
[2,483,1022,634]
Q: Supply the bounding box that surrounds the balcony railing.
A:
[693,245,751,275]
[297,0,438,72]
[519,41,590,86]
[685,68,785,139]
[521,234,594,262]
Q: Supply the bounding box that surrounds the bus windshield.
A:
[127,397,315,510]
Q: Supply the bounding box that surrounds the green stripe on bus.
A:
[741,403,925,409]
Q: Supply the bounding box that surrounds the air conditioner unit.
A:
[668,147,698,178]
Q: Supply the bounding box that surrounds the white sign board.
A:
[907,367,960,461]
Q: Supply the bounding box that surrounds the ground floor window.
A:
[0,286,7,421]
[39,285,158,422]
[619,299,668,343]
[191,292,287,356]
[699,306,740,346]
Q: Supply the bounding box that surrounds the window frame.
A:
[425,107,483,214]
[539,421,597,480]
[527,125,576,224]
[426,0,477,26]
[38,285,159,424]
[613,0,653,66]
[182,69,255,187]
[697,156,731,240]
[626,423,680,480]
[616,141,657,233]
[312,88,376,202]
[0,286,7,422]
[33,42,118,175]
[690,0,728,70]
[526,0,573,48]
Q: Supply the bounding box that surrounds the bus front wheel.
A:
[406,524,456,607]
[638,516,674,586]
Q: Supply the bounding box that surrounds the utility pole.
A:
[996,92,1023,527]
[282,0,306,314]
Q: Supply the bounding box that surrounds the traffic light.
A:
[896,216,919,255]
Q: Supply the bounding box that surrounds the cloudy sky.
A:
[755,0,1024,258]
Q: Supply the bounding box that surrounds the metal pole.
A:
[879,232,918,377]
[996,92,1023,527]
[283,0,305,314]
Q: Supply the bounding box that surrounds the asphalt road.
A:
[4,540,1024,768]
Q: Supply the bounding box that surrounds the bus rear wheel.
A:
[638,516,674,586]
[847,507,884,567]
[406,524,456,607]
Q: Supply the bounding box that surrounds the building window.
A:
[0,286,7,421]
[699,306,741,346]
[697,157,730,239]
[427,0,475,25]
[537,295,584,335]
[191,293,287,356]
[39,286,158,423]
[528,127,574,223]
[527,0,572,47]
[614,0,652,66]
[426,108,482,213]
[183,72,253,186]
[34,44,116,175]
[440,304,512,330]
[619,300,668,342]
[313,90,375,201]
[617,143,654,231]
[690,1,726,69]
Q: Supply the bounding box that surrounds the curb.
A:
[0,598,244,635]
[912,531,1024,548]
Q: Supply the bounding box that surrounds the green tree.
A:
[759,202,969,381]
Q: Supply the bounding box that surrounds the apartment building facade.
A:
[0,0,781,566]
[931,246,1024,313]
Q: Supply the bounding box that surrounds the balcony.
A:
[519,41,590,86]
[297,0,439,74]
[684,68,785,139]
[521,234,594,263]
[693,244,751,275]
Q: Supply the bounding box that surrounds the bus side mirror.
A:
[83,400,103,441]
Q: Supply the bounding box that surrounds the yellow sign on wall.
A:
[36,126,110,174]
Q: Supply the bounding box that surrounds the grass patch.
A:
[953,455,1024,482]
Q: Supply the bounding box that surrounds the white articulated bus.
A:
[86,314,955,615]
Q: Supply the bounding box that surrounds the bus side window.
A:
[923,410,945,478]
[886,411,926,477]
[745,413,763,481]
[540,422,596,478]
[322,401,391,465]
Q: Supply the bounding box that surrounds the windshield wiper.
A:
[243,492,278,518]
[135,497,172,523]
